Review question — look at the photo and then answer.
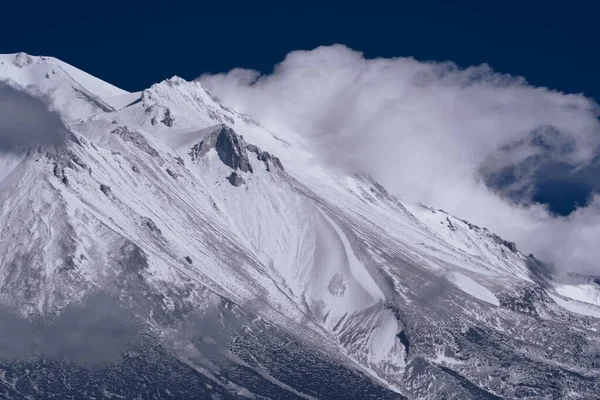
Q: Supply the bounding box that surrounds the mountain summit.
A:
[0,52,598,399]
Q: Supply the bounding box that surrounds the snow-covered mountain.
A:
[0,52,599,399]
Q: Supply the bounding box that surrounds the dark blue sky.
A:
[3,0,599,215]
[4,1,599,98]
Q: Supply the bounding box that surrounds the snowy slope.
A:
[0,52,127,119]
[0,53,598,399]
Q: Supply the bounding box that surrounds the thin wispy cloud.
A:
[200,44,600,275]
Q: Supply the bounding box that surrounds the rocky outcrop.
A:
[150,108,175,127]
[446,217,457,231]
[12,52,34,68]
[189,125,253,173]
[100,184,112,197]
[490,233,517,252]
[53,163,68,185]
[141,217,162,235]
[189,125,285,177]
[166,168,179,179]
[112,126,159,157]
[246,143,284,171]
[161,108,174,127]
[227,171,245,187]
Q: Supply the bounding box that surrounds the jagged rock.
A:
[161,108,174,127]
[467,222,480,230]
[166,168,179,179]
[491,233,517,252]
[53,164,63,179]
[189,125,253,173]
[505,240,517,252]
[141,217,162,235]
[246,143,284,171]
[100,184,112,197]
[150,107,173,127]
[52,163,70,185]
[246,143,259,154]
[227,171,245,187]
[68,153,87,169]
[12,52,34,68]
[45,73,50,79]
[446,217,456,231]
[175,156,184,166]
[112,126,159,157]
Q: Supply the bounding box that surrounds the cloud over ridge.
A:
[200,44,600,275]
[0,80,67,152]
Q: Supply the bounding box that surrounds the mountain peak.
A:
[0,51,599,399]
[11,51,36,68]
[0,52,128,120]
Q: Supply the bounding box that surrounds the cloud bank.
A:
[0,81,67,152]
[200,45,600,275]
[0,294,141,365]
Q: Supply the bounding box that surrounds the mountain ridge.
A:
[0,51,598,399]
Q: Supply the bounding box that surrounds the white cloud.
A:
[0,80,67,152]
[200,44,600,275]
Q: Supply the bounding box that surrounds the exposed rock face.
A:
[161,108,174,127]
[166,168,179,179]
[12,52,34,68]
[446,217,456,231]
[111,126,159,157]
[100,184,112,197]
[140,217,162,235]
[505,240,517,252]
[53,163,66,180]
[150,107,175,127]
[246,143,284,171]
[491,233,517,252]
[190,125,253,172]
[227,171,245,187]
[327,273,347,297]
[189,125,285,176]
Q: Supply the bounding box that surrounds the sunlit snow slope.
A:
[0,52,599,399]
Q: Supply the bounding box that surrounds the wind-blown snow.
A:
[0,52,127,119]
